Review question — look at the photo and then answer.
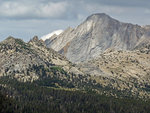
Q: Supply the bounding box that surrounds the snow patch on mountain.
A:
[41,30,63,41]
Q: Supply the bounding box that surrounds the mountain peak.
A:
[45,13,147,63]
[1,36,23,46]
[4,36,16,42]
[29,36,45,48]
[90,13,108,17]
[86,13,111,21]
[32,36,39,42]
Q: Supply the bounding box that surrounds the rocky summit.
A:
[0,36,84,83]
[45,13,150,63]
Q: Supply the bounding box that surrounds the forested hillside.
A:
[0,77,150,113]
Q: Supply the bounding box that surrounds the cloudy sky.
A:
[0,0,150,42]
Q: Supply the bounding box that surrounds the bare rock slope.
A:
[45,13,150,63]
[0,36,83,82]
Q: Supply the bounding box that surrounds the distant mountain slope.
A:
[45,13,150,63]
[77,49,150,98]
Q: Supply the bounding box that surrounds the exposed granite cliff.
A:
[45,13,150,63]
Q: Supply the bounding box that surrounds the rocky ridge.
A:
[0,36,83,83]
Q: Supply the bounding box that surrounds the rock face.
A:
[45,13,150,63]
[0,36,83,82]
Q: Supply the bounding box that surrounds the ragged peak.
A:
[32,35,39,42]
[29,35,45,47]
[29,36,40,43]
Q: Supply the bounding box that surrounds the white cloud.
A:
[85,3,132,15]
[0,1,68,19]
[36,2,68,18]
[0,2,29,17]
